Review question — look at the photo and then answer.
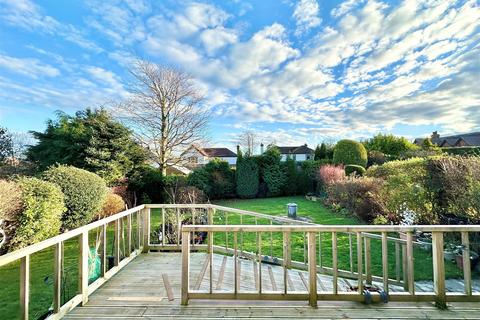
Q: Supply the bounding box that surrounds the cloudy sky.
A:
[0,0,479,150]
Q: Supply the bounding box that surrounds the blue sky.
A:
[0,0,479,150]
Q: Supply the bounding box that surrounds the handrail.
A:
[182,224,480,232]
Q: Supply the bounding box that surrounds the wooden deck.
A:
[65,252,480,319]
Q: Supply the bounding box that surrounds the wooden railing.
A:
[181,224,480,307]
[0,205,147,320]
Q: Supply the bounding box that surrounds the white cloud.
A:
[0,0,102,51]
[0,54,60,78]
[293,0,322,35]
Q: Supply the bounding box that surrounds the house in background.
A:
[183,145,237,167]
[414,131,480,147]
[262,143,314,161]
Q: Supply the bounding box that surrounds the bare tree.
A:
[237,130,258,155]
[117,60,209,174]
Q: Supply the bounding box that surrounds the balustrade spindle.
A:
[20,255,29,320]
[79,231,89,305]
[181,231,190,305]
[127,214,132,256]
[349,233,353,273]
[332,232,338,294]
[364,236,372,285]
[114,219,120,266]
[356,232,363,294]
[461,232,472,295]
[257,231,262,293]
[101,224,107,276]
[54,241,62,313]
[162,208,166,246]
[432,232,445,307]
[406,232,415,295]
[307,232,317,307]
[234,232,238,293]
[283,231,290,294]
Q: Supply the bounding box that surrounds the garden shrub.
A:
[188,159,235,199]
[345,165,366,177]
[263,164,287,196]
[426,156,480,222]
[333,139,368,167]
[282,157,298,195]
[317,164,345,189]
[0,180,23,252]
[127,165,165,204]
[367,150,386,167]
[236,156,259,198]
[366,157,427,181]
[442,147,480,156]
[9,177,66,250]
[43,165,108,230]
[363,134,418,159]
[97,193,125,220]
[325,177,386,223]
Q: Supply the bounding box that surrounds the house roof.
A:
[432,132,480,147]
[277,145,314,154]
[193,146,237,157]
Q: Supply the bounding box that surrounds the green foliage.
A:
[9,178,66,250]
[314,142,332,160]
[236,156,259,198]
[442,147,480,156]
[27,108,147,185]
[426,157,480,222]
[43,165,107,230]
[363,134,418,158]
[421,138,440,151]
[282,157,298,195]
[333,139,368,167]
[263,164,287,196]
[0,127,13,163]
[367,150,386,167]
[127,165,165,204]
[188,159,235,199]
[345,165,366,176]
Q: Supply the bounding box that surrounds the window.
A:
[188,156,198,164]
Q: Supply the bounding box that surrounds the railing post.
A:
[395,242,401,283]
[432,232,446,308]
[54,242,63,313]
[283,231,290,294]
[364,237,372,285]
[209,229,213,294]
[381,232,389,294]
[142,208,150,253]
[234,231,238,294]
[101,224,107,276]
[114,219,120,266]
[356,232,363,295]
[127,213,132,256]
[402,243,408,291]
[332,232,338,295]
[181,230,191,306]
[461,232,472,296]
[20,255,30,320]
[162,208,166,246]
[176,208,181,245]
[307,232,317,307]
[79,231,89,305]
[406,232,415,296]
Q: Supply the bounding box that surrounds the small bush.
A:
[367,151,386,167]
[317,164,345,186]
[333,139,368,167]
[325,177,386,223]
[43,165,108,230]
[345,165,366,176]
[97,193,125,220]
[0,180,22,222]
[9,178,66,250]
[236,156,259,198]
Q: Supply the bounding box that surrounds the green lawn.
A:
[211,196,463,282]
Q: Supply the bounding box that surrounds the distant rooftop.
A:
[414,131,480,147]
[277,144,314,154]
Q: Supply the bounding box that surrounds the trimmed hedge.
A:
[333,140,368,167]
[442,147,480,156]
[43,165,107,230]
[263,164,286,196]
[345,165,366,176]
[188,159,235,199]
[10,178,66,250]
[236,156,259,198]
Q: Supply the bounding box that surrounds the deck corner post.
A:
[142,207,150,253]
[181,230,191,306]
[54,241,63,313]
[307,232,317,307]
[432,232,446,308]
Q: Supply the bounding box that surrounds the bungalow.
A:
[414,131,480,147]
[270,144,314,161]
[183,145,237,167]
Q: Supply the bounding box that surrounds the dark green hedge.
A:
[442,147,480,156]
[236,156,259,198]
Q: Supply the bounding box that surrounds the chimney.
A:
[431,131,440,140]
[236,145,240,155]
[260,143,264,154]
